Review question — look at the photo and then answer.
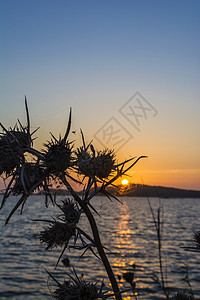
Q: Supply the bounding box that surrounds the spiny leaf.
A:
[63,107,72,143]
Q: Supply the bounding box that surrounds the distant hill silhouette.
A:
[107,184,200,198]
[37,184,200,198]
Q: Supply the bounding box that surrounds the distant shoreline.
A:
[112,184,200,198]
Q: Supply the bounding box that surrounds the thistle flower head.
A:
[39,198,79,251]
[0,134,21,176]
[43,139,72,175]
[75,146,115,180]
[75,146,94,177]
[39,220,76,250]
[53,277,100,300]
[58,198,80,224]
[93,149,115,180]
[43,108,73,176]
[0,98,34,176]
[0,128,32,176]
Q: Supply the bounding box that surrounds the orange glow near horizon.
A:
[0,130,199,191]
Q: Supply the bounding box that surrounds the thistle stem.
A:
[61,175,122,300]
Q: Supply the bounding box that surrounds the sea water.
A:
[0,195,200,299]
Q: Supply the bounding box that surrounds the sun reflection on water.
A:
[111,201,140,299]
[115,201,136,251]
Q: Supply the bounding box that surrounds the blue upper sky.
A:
[1,0,200,189]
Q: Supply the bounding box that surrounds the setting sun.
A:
[121,179,129,185]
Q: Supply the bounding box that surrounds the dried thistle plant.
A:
[0,98,147,300]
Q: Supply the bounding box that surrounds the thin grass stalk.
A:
[157,208,169,299]
[147,198,169,299]
[61,174,122,300]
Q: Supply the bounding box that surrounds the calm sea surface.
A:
[0,195,200,299]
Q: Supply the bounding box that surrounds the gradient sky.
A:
[1,0,200,190]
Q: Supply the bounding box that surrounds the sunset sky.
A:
[1,0,200,190]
